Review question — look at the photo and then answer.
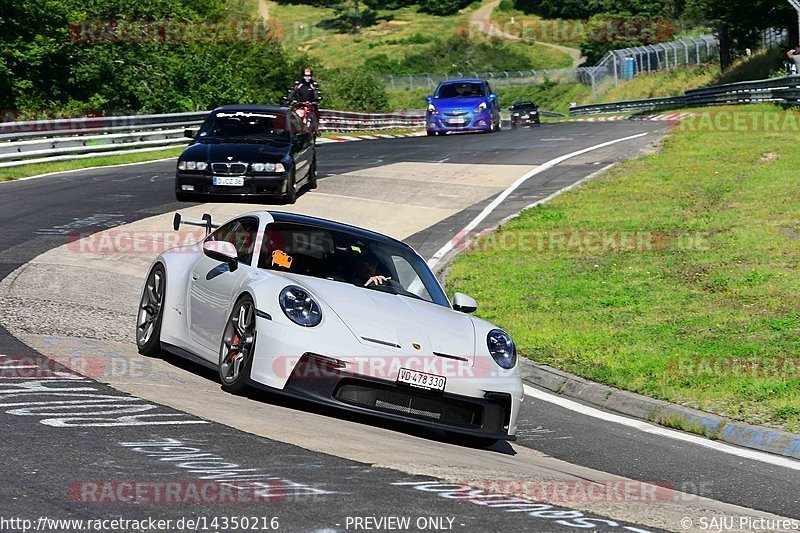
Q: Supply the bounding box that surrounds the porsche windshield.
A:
[198,111,290,141]
[258,222,449,307]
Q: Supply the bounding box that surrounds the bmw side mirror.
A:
[184,128,197,139]
[452,292,477,313]
[203,240,238,272]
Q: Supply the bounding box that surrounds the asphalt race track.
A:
[1,122,799,532]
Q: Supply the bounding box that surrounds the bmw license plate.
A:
[213,176,244,187]
[397,368,446,391]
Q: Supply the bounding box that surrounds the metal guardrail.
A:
[568,75,800,116]
[0,109,427,169]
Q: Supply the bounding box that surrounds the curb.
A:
[520,358,800,461]
[317,131,425,144]
[566,112,697,123]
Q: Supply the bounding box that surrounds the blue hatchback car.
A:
[425,79,501,136]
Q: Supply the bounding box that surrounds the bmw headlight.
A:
[279,286,322,327]
[251,163,285,173]
[475,102,488,113]
[487,329,516,369]
[178,161,207,171]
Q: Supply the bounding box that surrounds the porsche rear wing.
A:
[173,212,220,237]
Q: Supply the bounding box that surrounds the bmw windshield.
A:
[258,222,449,307]
[197,111,290,142]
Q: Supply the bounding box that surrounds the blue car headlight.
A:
[474,102,488,113]
[487,329,516,369]
[279,286,322,327]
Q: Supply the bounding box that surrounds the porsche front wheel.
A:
[136,264,166,357]
[219,296,257,394]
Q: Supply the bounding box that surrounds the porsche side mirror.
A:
[452,292,477,313]
[184,128,198,139]
[203,240,238,272]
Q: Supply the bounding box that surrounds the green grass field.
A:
[268,1,571,72]
[446,104,800,432]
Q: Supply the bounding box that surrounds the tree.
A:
[688,0,795,69]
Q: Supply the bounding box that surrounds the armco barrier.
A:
[569,75,800,116]
[0,109,426,169]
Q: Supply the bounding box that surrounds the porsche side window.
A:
[206,217,259,265]
[391,256,432,302]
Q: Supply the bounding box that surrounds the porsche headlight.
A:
[279,286,322,327]
[475,102,487,113]
[487,329,516,369]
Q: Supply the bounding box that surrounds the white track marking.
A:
[523,384,800,471]
[427,132,648,269]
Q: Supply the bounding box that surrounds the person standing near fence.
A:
[787,46,800,75]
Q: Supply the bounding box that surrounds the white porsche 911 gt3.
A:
[136,211,523,444]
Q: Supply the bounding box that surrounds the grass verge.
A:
[0,147,185,182]
[446,104,800,433]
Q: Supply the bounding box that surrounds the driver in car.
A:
[354,256,391,287]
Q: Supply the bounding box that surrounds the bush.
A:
[497,0,514,12]
[365,36,535,74]
[324,68,390,111]
[419,0,473,16]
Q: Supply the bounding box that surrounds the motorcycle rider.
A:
[285,67,322,133]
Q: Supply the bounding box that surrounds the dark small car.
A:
[176,105,316,204]
[508,101,541,128]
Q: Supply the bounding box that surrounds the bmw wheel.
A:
[219,296,257,394]
[136,264,166,357]
[308,156,318,190]
[284,169,297,204]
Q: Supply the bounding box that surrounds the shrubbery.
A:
[418,0,474,16]
[323,68,390,111]
[363,36,534,74]
[0,0,303,113]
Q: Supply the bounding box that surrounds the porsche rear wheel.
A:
[219,296,257,394]
[136,264,165,357]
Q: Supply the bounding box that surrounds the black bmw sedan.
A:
[176,105,316,204]
[508,101,541,128]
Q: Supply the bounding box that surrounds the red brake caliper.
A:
[231,335,240,360]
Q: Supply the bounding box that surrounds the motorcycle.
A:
[282,98,319,139]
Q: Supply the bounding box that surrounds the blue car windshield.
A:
[435,82,485,99]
